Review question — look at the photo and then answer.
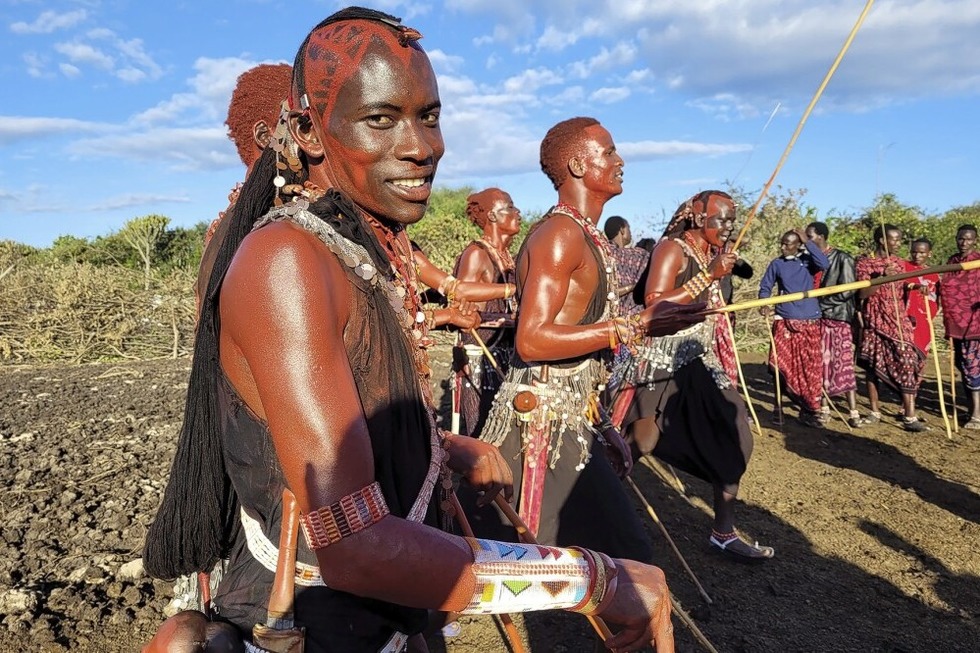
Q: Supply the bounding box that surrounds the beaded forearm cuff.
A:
[299,482,390,550]
[461,538,604,615]
[681,270,712,300]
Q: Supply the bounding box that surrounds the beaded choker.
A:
[549,202,620,320]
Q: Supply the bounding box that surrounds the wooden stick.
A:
[625,477,713,605]
[731,0,876,250]
[949,338,959,433]
[821,387,852,432]
[450,493,527,653]
[712,260,980,315]
[765,316,783,427]
[467,328,505,380]
[670,594,721,653]
[492,495,614,641]
[721,312,763,438]
[923,297,953,439]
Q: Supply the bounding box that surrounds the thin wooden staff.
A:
[491,495,614,642]
[449,493,527,653]
[923,295,953,439]
[765,315,784,426]
[625,477,713,605]
[821,387,852,432]
[721,311,763,438]
[467,328,505,381]
[949,338,959,433]
[711,260,980,315]
[731,0,877,250]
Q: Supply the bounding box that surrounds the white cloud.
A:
[54,41,114,70]
[23,52,46,78]
[87,193,191,212]
[67,127,238,171]
[426,49,465,74]
[568,41,637,79]
[502,67,563,94]
[589,87,631,104]
[0,116,105,145]
[59,62,80,78]
[10,9,87,35]
[619,140,753,162]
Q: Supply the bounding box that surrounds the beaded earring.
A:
[270,100,304,206]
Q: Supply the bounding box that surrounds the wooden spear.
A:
[710,260,980,315]
[923,296,953,439]
[731,0,877,250]
[949,338,959,433]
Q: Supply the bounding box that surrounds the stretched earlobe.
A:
[253,120,273,150]
[289,112,324,159]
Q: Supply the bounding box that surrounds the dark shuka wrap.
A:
[210,205,441,652]
[619,251,753,495]
[462,217,653,562]
[451,240,516,437]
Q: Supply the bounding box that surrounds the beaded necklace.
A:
[478,237,516,274]
[681,230,711,271]
[550,202,620,319]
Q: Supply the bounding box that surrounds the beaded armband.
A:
[299,482,389,550]
[612,315,645,348]
[681,270,712,300]
[461,538,614,616]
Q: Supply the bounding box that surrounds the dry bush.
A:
[0,259,196,364]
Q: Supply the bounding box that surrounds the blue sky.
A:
[1,0,978,247]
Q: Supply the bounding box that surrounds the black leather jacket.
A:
[817,247,857,323]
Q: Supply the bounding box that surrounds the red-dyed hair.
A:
[225,63,292,167]
[539,116,599,190]
[465,188,505,229]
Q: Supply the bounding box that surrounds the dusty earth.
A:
[1,347,978,653]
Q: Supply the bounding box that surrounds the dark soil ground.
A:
[1,348,977,652]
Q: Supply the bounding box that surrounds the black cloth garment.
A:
[816,248,858,323]
[461,215,653,562]
[620,252,753,495]
[211,207,438,652]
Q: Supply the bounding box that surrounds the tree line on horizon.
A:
[3,185,978,283]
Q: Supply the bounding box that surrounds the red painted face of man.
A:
[701,196,735,248]
[305,26,444,226]
[577,124,624,199]
[490,192,522,236]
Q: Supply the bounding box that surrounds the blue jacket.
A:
[758,240,830,320]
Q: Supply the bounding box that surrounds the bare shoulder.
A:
[222,221,350,326]
[523,213,587,264]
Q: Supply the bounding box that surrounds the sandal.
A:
[863,411,881,425]
[901,416,929,433]
[798,412,824,429]
[963,417,980,430]
[709,531,775,563]
[847,411,863,429]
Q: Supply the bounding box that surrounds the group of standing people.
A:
[138,7,978,653]
[758,221,980,432]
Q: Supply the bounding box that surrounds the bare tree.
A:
[120,215,169,290]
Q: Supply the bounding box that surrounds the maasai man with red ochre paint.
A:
[805,222,862,428]
[450,188,521,437]
[856,224,928,432]
[466,117,705,563]
[615,191,775,562]
[940,224,980,429]
[141,10,679,653]
[758,228,830,427]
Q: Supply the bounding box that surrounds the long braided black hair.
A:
[143,6,419,580]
